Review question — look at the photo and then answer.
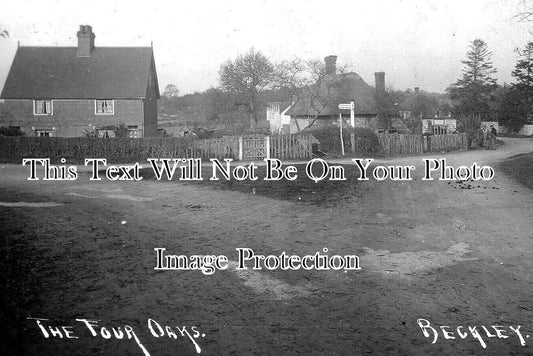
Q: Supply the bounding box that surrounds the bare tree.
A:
[274,57,350,131]
[219,48,275,131]
[513,0,533,23]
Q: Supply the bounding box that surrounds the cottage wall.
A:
[142,57,159,137]
[286,115,379,134]
[1,99,144,137]
[519,124,533,136]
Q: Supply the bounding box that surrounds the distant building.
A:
[266,102,292,134]
[0,25,160,137]
[422,118,457,135]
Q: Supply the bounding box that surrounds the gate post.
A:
[238,136,243,161]
[265,136,271,159]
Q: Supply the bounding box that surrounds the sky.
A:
[0,0,531,95]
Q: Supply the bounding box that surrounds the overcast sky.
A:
[0,0,531,95]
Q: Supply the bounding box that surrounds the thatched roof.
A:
[286,72,377,117]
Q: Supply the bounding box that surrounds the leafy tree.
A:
[499,86,529,132]
[449,39,498,117]
[375,88,403,130]
[219,48,275,131]
[162,84,179,97]
[512,42,533,111]
[499,42,533,131]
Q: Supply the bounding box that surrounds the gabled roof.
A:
[1,46,159,99]
[267,101,292,112]
[286,72,377,117]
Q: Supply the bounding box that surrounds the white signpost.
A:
[338,101,355,156]
[339,101,355,128]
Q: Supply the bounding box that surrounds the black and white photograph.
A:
[0,0,532,355]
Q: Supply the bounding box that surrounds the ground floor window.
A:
[97,129,116,138]
[432,126,447,135]
[35,129,53,137]
[127,125,141,138]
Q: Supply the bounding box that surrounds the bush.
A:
[0,126,25,137]
[311,127,380,156]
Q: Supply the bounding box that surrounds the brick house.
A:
[0,25,160,137]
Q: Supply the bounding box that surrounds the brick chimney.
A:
[414,87,420,95]
[374,72,385,95]
[77,25,95,57]
[324,55,337,75]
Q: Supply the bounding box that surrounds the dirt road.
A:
[1,138,532,355]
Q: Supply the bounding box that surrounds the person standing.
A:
[488,125,497,150]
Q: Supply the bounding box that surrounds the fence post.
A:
[265,136,270,159]
[238,136,243,161]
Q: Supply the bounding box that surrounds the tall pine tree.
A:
[450,39,498,117]
[512,42,533,112]
[500,42,533,131]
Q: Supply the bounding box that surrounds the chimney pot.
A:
[374,72,385,95]
[324,55,337,76]
[77,24,95,57]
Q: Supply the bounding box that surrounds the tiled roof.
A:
[1,46,158,99]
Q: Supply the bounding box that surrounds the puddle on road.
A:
[65,192,97,199]
[83,187,123,193]
[0,202,63,207]
[65,192,152,201]
[361,242,478,277]
[105,194,153,202]
[227,261,311,300]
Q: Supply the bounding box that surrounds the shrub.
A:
[311,127,380,156]
[0,126,25,137]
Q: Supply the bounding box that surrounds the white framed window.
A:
[97,129,116,138]
[35,130,53,137]
[127,125,141,138]
[34,100,53,115]
[95,100,114,115]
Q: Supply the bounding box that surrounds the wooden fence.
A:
[378,133,467,155]
[425,133,467,152]
[0,133,467,163]
[195,136,239,159]
[378,134,424,155]
[0,133,312,163]
[270,133,312,160]
[0,136,240,163]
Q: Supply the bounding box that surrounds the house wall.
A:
[519,124,533,136]
[143,58,159,137]
[266,104,282,133]
[423,118,457,134]
[287,115,379,134]
[0,99,144,137]
[266,103,291,134]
